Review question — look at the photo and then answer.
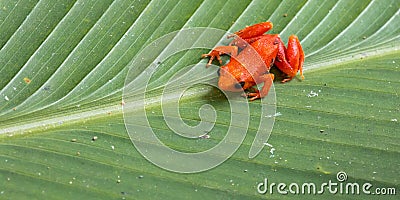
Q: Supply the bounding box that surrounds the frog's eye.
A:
[217,68,221,76]
[234,82,245,89]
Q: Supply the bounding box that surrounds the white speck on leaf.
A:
[198,134,210,139]
[266,112,282,118]
[263,143,276,158]
[270,148,276,155]
[263,143,273,148]
[307,91,319,97]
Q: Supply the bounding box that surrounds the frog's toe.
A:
[245,92,261,101]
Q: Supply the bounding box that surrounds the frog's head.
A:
[217,65,253,92]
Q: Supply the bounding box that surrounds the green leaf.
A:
[1,0,399,199]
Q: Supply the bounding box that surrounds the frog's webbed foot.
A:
[242,74,275,101]
[242,92,262,101]
[201,50,223,67]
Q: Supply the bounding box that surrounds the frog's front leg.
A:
[245,73,274,101]
[201,46,238,67]
[274,35,304,82]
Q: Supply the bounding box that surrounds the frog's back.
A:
[233,34,280,76]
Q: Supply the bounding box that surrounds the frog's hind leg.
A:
[245,73,275,101]
[229,22,274,48]
[274,35,304,82]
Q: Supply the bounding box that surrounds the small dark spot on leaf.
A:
[43,86,51,91]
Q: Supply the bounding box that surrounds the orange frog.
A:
[202,21,304,100]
